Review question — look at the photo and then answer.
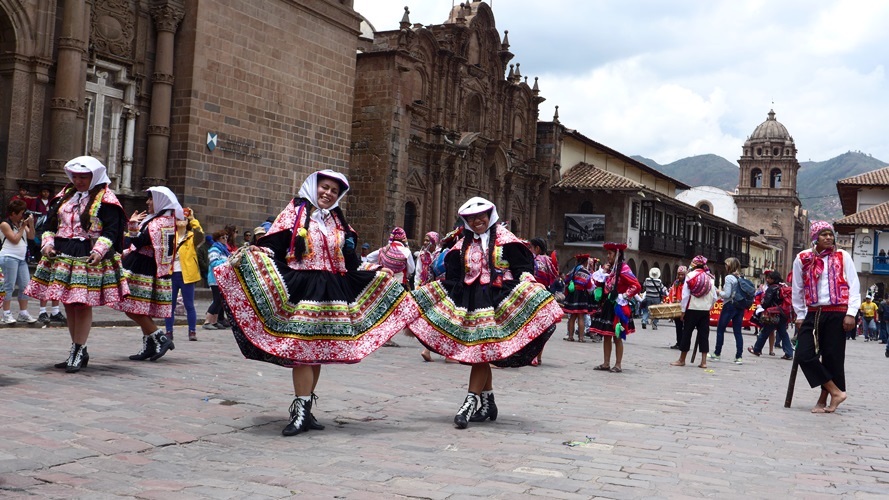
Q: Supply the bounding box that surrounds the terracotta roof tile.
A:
[837,165,889,186]
[553,162,643,191]
[834,201,889,229]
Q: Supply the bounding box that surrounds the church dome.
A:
[745,109,793,146]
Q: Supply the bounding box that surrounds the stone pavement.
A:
[1,317,888,498]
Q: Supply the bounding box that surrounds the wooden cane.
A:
[785,321,801,408]
[784,353,799,408]
[690,328,699,364]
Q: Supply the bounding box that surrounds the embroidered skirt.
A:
[215,247,418,366]
[589,302,636,339]
[25,238,128,307]
[107,251,172,317]
[409,278,561,367]
[562,288,591,314]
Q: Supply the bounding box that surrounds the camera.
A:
[24,210,40,218]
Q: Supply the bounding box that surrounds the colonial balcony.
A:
[872,256,889,275]
[639,230,686,257]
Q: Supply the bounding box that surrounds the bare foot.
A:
[670,361,685,366]
[811,403,827,414]
[825,392,847,413]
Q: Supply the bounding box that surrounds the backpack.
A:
[776,284,794,319]
[731,275,756,309]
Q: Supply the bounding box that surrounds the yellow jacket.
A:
[177,217,204,284]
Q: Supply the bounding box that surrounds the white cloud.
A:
[353,0,889,165]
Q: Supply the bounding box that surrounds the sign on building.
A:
[564,213,605,246]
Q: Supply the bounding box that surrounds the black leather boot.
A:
[66,344,88,373]
[469,391,498,422]
[308,393,325,431]
[149,330,175,361]
[282,397,311,436]
[55,343,76,369]
[453,393,480,429]
[129,334,156,361]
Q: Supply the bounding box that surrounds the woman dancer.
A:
[414,231,441,362]
[111,187,181,362]
[409,197,562,429]
[366,227,415,286]
[589,242,640,373]
[214,170,417,436]
[530,237,559,364]
[562,254,593,341]
[25,156,128,373]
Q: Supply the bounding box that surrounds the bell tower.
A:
[735,109,805,275]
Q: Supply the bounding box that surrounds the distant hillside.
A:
[798,152,887,221]
[634,151,888,221]
[632,154,738,191]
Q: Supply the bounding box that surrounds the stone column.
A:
[529,190,538,238]
[446,164,459,227]
[503,176,514,225]
[432,166,442,231]
[144,4,184,187]
[47,0,87,176]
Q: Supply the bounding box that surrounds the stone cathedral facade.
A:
[349,2,555,248]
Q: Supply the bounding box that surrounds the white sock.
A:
[296,395,311,403]
[39,307,47,314]
[51,306,60,315]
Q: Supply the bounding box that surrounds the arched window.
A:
[751,168,763,188]
[770,168,782,188]
[404,202,417,239]
[697,202,712,213]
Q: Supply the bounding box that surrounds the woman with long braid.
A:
[409,197,562,429]
[214,170,417,436]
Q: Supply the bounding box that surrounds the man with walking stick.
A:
[786,221,859,413]
[671,255,717,368]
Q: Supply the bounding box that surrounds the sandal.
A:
[769,352,776,356]
[747,346,761,357]
[593,364,611,371]
[610,366,623,373]
[563,336,575,342]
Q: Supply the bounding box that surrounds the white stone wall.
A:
[675,186,738,223]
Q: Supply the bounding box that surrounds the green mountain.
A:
[633,154,738,191]
[633,151,888,221]
[797,152,887,221]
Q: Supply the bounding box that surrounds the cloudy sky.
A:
[352,0,889,166]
